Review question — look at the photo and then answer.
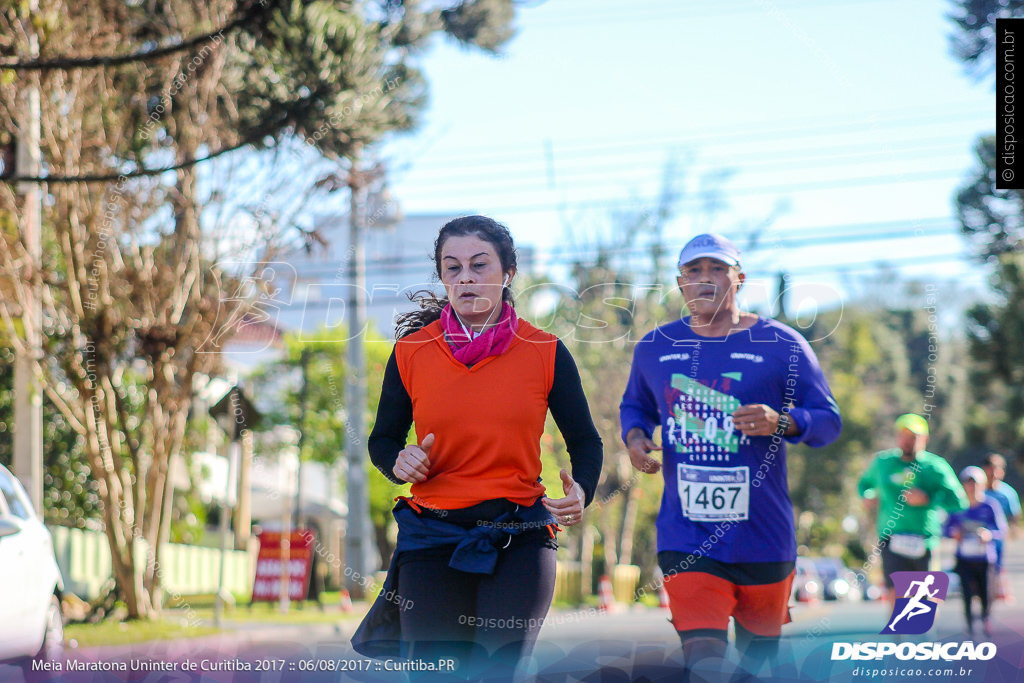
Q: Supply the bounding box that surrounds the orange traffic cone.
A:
[340,589,353,613]
[653,567,670,609]
[598,575,615,613]
[999,569,1016,604]
[658,580,670,609]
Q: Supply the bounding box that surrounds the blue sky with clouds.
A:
[372,0,992,314]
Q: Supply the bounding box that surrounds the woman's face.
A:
[963,479,983,503]
[439,234,512,329]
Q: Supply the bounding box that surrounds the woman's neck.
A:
[454,302,503,336]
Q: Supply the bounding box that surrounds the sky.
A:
[370,0,995,318]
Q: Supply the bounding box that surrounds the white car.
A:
[0,463,64,669]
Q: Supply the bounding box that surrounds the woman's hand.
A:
[543,469,585,527]
[393,433,434,483]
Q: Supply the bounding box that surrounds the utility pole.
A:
[13,0,44,511]
[209,385,260,623]
[344,149,372,599]
[294,347,310,531]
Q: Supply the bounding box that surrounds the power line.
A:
[396,168,972,213]
[775,252,974,277]
[277,254,979,314]
[279,217,963,277]
[0,3,267,71]
[391,108,988,168]
[398,145,972,194]
[3,139,251,184]
[523,0,888,30]
[401,136,972,185]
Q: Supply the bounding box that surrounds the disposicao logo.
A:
[831,641,996,662]
[830,570,997,664]
[883,571,948,635]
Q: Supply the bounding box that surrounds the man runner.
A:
[858,414,966,607]
[620,233,841,677]
[982,453,1020,602]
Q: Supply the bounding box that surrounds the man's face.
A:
[676,257,743,319]
[897,428,927,457]
[983,462,1005,486]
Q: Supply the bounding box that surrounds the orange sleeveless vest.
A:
[394,318,558,509]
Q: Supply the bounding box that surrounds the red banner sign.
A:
[252,530,314,602]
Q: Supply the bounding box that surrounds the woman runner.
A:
[356,215,603,678]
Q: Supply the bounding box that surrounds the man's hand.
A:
[903,488,930,506]
[626,427,662,474]
[393,433,434,483]
[733,404,787,437]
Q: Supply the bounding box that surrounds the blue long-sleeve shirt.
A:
[944,499,1007,563]
[620,316,841,563]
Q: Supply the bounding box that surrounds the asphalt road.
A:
[6,540,1024,682]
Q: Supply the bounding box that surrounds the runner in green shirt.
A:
[857,413,967,606]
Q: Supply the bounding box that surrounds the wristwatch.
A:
[776,412,791,435]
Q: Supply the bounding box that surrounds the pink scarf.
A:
[440,302,519,365]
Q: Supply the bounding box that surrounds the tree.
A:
[0,345,103,528]
[963,252,1024,451]
[514,160,695,593]
[950,3,1024,458]
[950,1,1024,81]
[956,136,1024,258]
[248,326,405,574]
[0,0,515,619]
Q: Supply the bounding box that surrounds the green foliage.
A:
[784,287,973,554]
[956,135,1024,258]
[950,0,1024,80]
[965,252,1024,450]
[519,221,673,587]
[0,0,516,621]
[250,326,391,463]
[231,1,420,158]
[787,308,902,538]
[112,0,517,162]
[441,0,516,52]
[949,6,1024,461]
[0,346,103,527]
[248,326,406,565]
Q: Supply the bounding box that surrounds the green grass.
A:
[181,602,363,625]
[64,620,220,648]
[636,593,660,608]
[166,591,366,624]
[62,593,368,648]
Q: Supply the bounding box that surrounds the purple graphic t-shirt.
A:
[620,317,841,563]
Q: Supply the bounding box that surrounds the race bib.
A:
[678,463,749,522]
[959,537,987,559]
[888,533,927,559]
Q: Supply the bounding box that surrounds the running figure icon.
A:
[887,574,939,632]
